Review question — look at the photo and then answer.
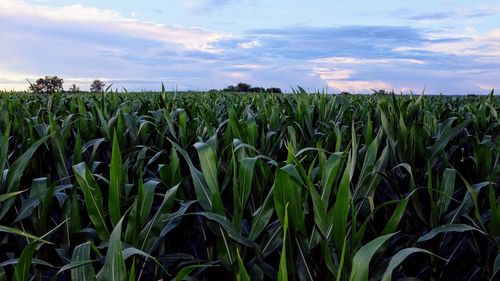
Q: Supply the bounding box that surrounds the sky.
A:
[0,0,499,93]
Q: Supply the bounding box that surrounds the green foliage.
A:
[0,91,498,280]
[28,76,64,94]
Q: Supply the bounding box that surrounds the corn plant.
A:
[0,90,498,280]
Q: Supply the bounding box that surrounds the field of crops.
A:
[0,91,499,280]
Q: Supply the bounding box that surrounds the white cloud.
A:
[312,67,354,80]
[0,0,227,53]
[311,57,426,65]
[232,64,263,69]
[223,72,248,79]
[0,0,240,90]
[311,67,392,92]
[325,80,392,92]
[0,1,122,21]
[477,83,500,90]
[393,28,500,59]
[238,40,261,49]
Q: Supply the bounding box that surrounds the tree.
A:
[222,83,281,93]
[90,80,105,93]
[29,76,64,94]
[222,85,237,92]
[249,87,265,93]
[69,84,80,93]
[266,87,282,93]
[236,82,251,92]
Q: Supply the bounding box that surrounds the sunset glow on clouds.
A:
[1,0,500,93]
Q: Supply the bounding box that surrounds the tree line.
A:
[28,76,106,94]
[27,77,282,94]
[219,82,282,93]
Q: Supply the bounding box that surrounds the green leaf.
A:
[233,157,257,228]
[320,153,342,206]
[101,217,126,281]
[6,135,50,193]
[122,247,166,268]
[73,129,83,165]
[429,119,468,158]
[0,258,54,268]
[273,168,305,234]
[69,190,82,236]
[330,152,352,251]
[354,131,381,193]
[277,204,289,281]
[196,212,255,247]
[48,112,71,185]
[417,224,484,242]
[382,199,408,235]
[70,242,97,281]
[170,141,212,210]
[0,190,25,203]
[437,168,456,218]
[125,180,158,243]
[0,225,51,244]
[0,124,10,186]
[248,184,275,240]
[309,184,328,237]
[109,130,123,226]
[174,263,219,281]
[349,232,396,281]
[13,243,36,281]
[335,236,347,281]
[72,162,110,240]
[194,141,218,193]
[0,135,50,220]
[139,185,178,252]
[295,236,314,281]
[236,248,250,281]
[381,248,439,281]
[128,259,136,281]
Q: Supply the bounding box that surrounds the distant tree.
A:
[90,80,105,93]
[29,79,44,94]
[266,87,282,93]
[249,87,265,93]
[222,84,280,93]
[236,82,251,92]
[29,76,64,94]
[223,85,237,92]
[69,84,80,93]
[373,90,388,95]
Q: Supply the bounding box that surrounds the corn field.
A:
[0,90,499,280]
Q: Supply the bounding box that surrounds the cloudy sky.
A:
[1,0,499,93]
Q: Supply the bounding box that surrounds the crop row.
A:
[0,91,498,280]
